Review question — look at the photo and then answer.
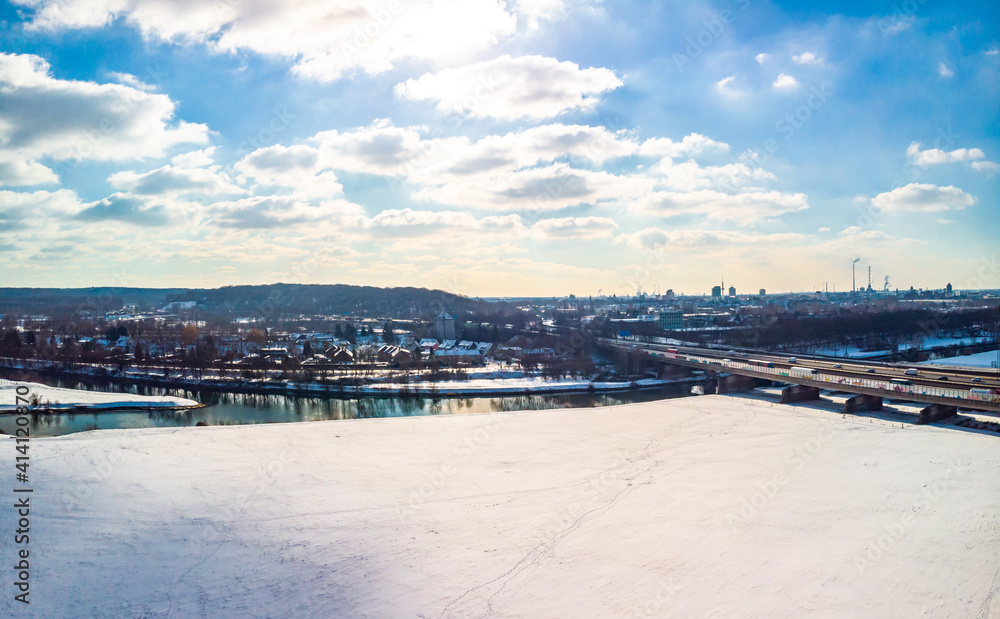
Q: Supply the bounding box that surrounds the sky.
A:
[0,0,997,298]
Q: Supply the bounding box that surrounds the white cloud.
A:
[0,156,59,187]
[755,53,770,65]
[0,53,208,164]
[208,196,365,229]
[937,63,954,78]
[395,55,622,120]
[234,144,342,198]
[0,189,82,229]
[792,52,822,65]
[640,190,809,224]
[18,0,518,82]
[531,216,618,239]
[772,73,800,90]
[638,134,729,160]
[872,183,976,212]
[76,192,181,226]
[971,161,1000,174]
[109,150,243,197]
[650,160,775,192]
[618,227,806,250]
[715,75,743,98]
[906,141,985,166]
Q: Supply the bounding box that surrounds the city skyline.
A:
[0,0,997,297]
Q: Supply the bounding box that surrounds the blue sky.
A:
[0,0,997,297]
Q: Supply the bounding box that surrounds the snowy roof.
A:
[437,311,455,320]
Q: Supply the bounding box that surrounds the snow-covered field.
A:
[0,379,200,412]
[813,336,992,359]
[921,350,1000,369]
[3,395,998,617]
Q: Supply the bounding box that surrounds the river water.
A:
[1,372,695,437]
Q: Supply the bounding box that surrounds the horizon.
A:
[0,0,997,296]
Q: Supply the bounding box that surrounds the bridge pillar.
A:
[845,395,883,414]
[718,374,757,394]
[781,385,821,404]
[918,404,957,425]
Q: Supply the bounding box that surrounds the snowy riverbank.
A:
[0,379,201,412]
[3,395,997,617]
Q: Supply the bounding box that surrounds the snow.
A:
[0,379,200,412]
[813,336,991,359]
[4,395,999,617]
[921,350,1000,369]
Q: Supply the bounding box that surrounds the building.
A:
[711,286,722,299]
[728,286,737,297]
[658,310,684,330]
[434,311,456,341]
[759,289,766,297]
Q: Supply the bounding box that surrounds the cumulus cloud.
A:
[755,53,769,64]
[638,133,729,160]
[234,144,343,198]
[209,196,365,229]
[640,190,809,223]
[531,216,617,239]
[906,142,986,166]
[17,0,518,82]
[792,52,822,65]
[0,189,82,230]
[0,53,208,164]
[395,55,622,120]
[715,75,743,98]
[937,63,954,78]
[971,161,1000,174]
[772,73,800,90]
[109,149,243,197]
[0,156,59,187]
[650,160,775,192]
[617,227,806,250]
[76,193,176,226]
[872,183,976,212]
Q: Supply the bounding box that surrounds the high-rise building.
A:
[711,286,722,298]
[729,286,737,297]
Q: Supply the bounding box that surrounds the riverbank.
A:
[0,379,201,413]
[5,395,998,617]
[0,357,699,398]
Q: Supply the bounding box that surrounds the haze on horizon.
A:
[0,0,997,298]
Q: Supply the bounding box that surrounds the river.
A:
[0,371,696,437]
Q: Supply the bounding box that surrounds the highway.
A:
[606,339,1000,412]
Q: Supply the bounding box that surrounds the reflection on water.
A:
[0,371,694,437]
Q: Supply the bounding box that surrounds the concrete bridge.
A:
[607,340,1000,423]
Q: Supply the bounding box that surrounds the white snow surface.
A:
[921,350,1000,369]
[3,396,999,617]
[0,379,199,411]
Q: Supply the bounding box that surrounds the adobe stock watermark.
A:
[340,1,403,66]
[725,422,835,532]
[673,0,753,72]
[621,578,680,618]
[739,82,833,184]
[852,464,965,576]
[877,0,929,38]
[236,107,296,155]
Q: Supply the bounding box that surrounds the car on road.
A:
[904,368,919,376]
[866,368,876,373]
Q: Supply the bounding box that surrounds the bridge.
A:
[607,340,1000,423]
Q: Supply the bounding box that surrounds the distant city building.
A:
[434,311,456,341]
[658,310,684,330]
[711,286,722,299]
[728,286,737,297]
[759,289,766,297]
[946,283,953,294]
